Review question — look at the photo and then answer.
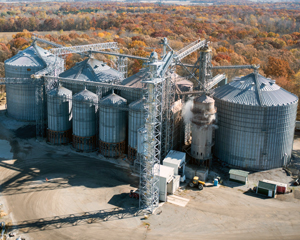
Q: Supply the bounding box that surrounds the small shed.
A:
[155,164,175,202]
[257,180,277,198]
[262,180,287,194]
[163,150,186,178]
[229,169,249,184]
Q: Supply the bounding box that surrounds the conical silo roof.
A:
[99,93,127,106]
[59,57,120,83]
[129,98,144,110]
[73,89,98,103]
[4,44,47,68]
[48,85,72,97]
[212,72,298,106]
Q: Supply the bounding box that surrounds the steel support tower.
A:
[140,69,164,213]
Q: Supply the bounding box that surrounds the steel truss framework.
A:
[49,42,119,56]
[139,77,164,213]
[1,36,259,214]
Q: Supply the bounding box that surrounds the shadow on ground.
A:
[12,207,141,234]
[243,189,269,199]
[0,152,139,196]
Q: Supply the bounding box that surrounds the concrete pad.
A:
[0,140,13,159]
[293,188,300,199]
[167,195,190,207]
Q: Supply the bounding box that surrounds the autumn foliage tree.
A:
[264,56,294,79]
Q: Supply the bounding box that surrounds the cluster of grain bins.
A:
[4,42,299,172]
[46,59,142,157]
[47,58,148,157]
[212,72,298,170]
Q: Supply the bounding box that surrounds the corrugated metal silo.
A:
[128,99,145,161]
[212,72,298,170]
[99,93,127,157]
[4,44,46,121]
[59,57,120,96]
[47,85,72,144]
[72,89,98,152]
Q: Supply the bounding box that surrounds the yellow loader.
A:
[189,176,206,190]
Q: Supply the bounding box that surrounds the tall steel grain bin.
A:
[59,57,120,96]
[72,89,98,152]
[47,85,72,144]
[212,72,298,170]
[120,68,147,104]
[128,99,145,161]
[99,93,127,157]
[4,44,48,121]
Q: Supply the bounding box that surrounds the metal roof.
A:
[262,179,287,188]
[164,150,186,165]
[60,57,120,83]
[229,169,249,178]
[73,89,98,103]
[258,180,277,191]
[4,45,47,68]
[121,68,149,88]
[212,72,298,107]
[129,98,144,110]
[175,79,193,92]
[195,94,214,103]
[99,92,127,106]
[48,85,72,97]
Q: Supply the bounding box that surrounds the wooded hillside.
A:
[0,2,299,117]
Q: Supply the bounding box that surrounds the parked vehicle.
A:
[129,190,139,199]
[189,176,206,190]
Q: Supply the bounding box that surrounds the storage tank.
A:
[99,93,127,157]
[4,43,47,121]
[212,72,298,170]
[191,95,217,167]
[59,57,120,96]
[72,89,98,152]
[47,85,72,144]
[128,99,145,161]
